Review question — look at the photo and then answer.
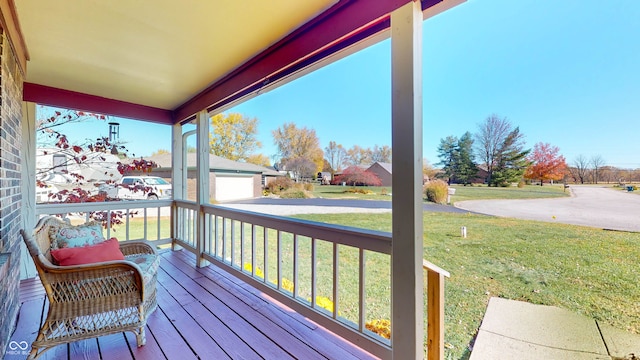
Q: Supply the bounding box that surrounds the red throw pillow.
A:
[51,237,125,266]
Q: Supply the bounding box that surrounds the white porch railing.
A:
[173,200,450,360]
[36,200,448,359]
[36,200,173,246]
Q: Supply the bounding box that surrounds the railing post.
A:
[423,260,450,360]
[196,110,210,268]
[391,2,424,359]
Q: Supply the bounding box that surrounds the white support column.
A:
[196,110,210,203]
[20,101,37,279]
[196,110,210,267]
[391,2,424,359]
[171,123,184,200]
[170,122,184,252]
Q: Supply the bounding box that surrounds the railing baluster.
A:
[156,206,161,241]
[207,214,213,255]
[263,228,269,285]
[185,208,189,244]
[359,248,366,332]
[192,209,196,246]
[215,216,220,259]
[183,208,188,243]
[333,242,339,319]
[240,221,245,270]
[293,234,298,298]
[311,237,317,309]
[184,209,187,244]
[251,224,256,277]
[180,208,184,241]
[231,219,236,266]
[222,217,227,262]
[170,202,175,247]
[211,215,216,257]
[277,230,282,290]
[189,209,192,245]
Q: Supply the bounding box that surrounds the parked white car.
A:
[108,176,172,200]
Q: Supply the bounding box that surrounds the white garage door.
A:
[215,175,254,201]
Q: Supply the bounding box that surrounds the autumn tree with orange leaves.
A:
[524,142,567,185]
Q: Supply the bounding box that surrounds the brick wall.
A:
[0,30,24,358]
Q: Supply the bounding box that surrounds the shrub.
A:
[345,187,373,195]
[331,166,382,186]
[424,180,449,204]
[279,188,310,199]
[265,177,294,194]
[303,183,314,192]
[517,181,525,188]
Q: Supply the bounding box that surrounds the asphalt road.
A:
[221,197,470,215]
[454,185,640,232]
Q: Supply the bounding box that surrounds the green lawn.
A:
[293,212,640,360]
[311,185,393,200]
[449,184,569,203]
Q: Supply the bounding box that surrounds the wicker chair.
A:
[21,216,159,360]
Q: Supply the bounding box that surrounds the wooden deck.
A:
[10,250,378,360]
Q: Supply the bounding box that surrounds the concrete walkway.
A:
[470,297,640,360]
[455,186,640,232]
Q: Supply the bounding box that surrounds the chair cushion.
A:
[51,237,125,266]
[50,221,106,249]
[125,253,161,286]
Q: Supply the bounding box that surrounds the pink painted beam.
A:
[23,83,173,125]
[173,0,443,123]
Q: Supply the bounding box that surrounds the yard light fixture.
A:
[108,122,120,155]
[108,122,120,142]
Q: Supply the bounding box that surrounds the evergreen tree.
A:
[437,136,458,184]
[437,132,478,185]
[455,132,478,185]
[489,127,530,186]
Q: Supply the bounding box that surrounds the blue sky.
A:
[51,0,640,168]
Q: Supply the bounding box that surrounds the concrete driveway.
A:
[455,185,640,232]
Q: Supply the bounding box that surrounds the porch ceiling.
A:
[10,0,461,124]
[15,0,337,111]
